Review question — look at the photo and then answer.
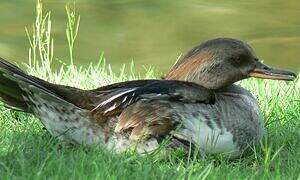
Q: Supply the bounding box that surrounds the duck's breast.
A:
[173,88,264,156]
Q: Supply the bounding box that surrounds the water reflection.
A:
[0,0,299,73]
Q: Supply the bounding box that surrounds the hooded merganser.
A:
[0,38,296,157]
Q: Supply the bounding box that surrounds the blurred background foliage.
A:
[0,0,299,73]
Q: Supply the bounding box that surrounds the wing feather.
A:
[92,80,215,141]
[91,80,215,117]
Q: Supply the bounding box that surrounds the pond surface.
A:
[0,0,299,74]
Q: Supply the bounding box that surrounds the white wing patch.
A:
[91,88,137,112]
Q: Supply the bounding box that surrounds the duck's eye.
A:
[235,57,242,63]
[254,58,259,61]
[230,55,245,67]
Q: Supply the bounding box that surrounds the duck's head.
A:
[165,38,296,89]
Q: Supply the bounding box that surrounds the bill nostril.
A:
[263,66,270,70]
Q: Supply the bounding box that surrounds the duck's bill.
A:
[249,60,296,81]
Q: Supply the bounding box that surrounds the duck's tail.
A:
[0,58,87,113]
[0,58,36,111]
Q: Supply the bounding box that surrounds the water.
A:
[0,0,299,74]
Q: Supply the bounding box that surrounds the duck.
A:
[0,38,296,157]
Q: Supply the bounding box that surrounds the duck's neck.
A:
[216,84,243,93]
[214,84,254,98]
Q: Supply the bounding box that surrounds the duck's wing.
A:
[115,99,179,140]
[91,80,215,116]
[91,80,215,140]
[93,79,159,93]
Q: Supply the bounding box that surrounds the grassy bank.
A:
[0,1,300,179]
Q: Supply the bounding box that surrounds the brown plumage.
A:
[166,51,215,80]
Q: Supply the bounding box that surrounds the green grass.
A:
[0,1,300,179]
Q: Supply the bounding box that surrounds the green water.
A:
[0,0,299,73]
